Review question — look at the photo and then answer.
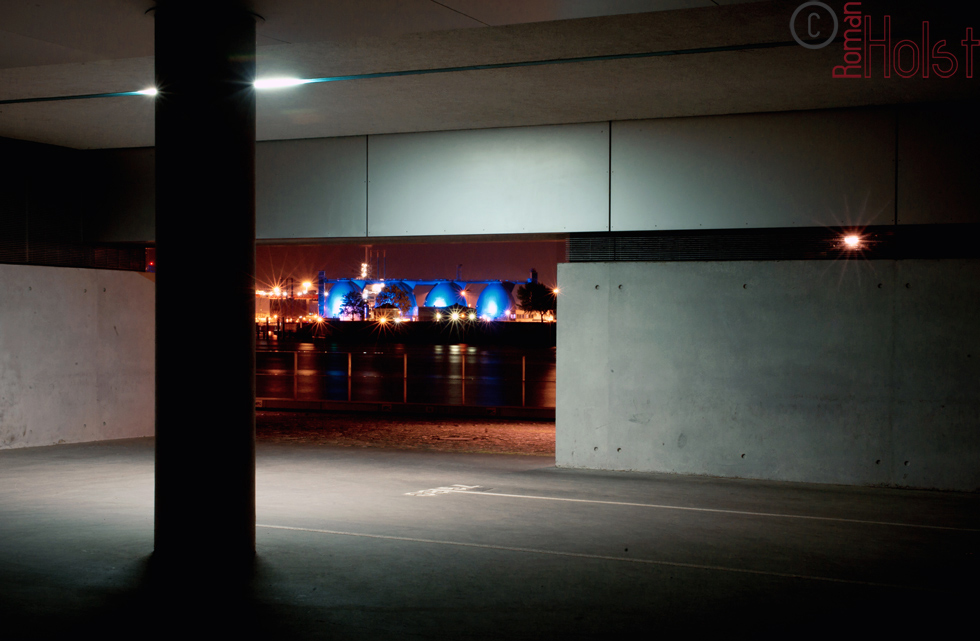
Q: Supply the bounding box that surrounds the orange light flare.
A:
[371,314,400,337]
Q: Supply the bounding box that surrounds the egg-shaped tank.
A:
[374,281,418,317]
[476,281,514,320]
[323,280,363,318]
[423,281,466,308]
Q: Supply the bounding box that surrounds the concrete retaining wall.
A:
[556,260,980,491]
[0,264,154,448]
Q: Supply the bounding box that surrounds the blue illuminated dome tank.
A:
[323,280,362,318]
[423,282,467,308]
[476,282,514,320]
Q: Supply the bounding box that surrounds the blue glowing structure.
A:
[423,282,466,308]
[322,280,362,318]
[476,282,514,320]
[317,273,523,322]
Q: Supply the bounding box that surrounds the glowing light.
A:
[436,313,442,320]
[254,77,312,89]
[433,298,446,307]
[553,288,560,294]
[378,317,388,324]
[843,234,861,248]
[137,87,158,96]
[450,311,460,321]
[273,286,281,296]
[468,312,475,320]
[394,317,402,324]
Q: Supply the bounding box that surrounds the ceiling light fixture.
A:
[253,77,312,90]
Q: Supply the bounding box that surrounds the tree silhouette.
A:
[516,282,556,321]
[340,291,368,320]
[375,285,412,316]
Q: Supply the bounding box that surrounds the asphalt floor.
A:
[0,421,977,639]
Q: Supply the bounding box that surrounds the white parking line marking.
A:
[406,486,978,532]
[256,523,934,592]
[405,484,480,496]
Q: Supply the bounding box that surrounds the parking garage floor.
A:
[1,435,977,639]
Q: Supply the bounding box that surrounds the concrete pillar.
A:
[154,1,256,569]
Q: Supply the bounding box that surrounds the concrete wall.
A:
[0,264,154,448]
[83,147,155,243]
[257,136,367,239]
[73,101,980,243]
[611,109,896,230]
[0,137,86,259]
[556,260,980,491]
[368,123,609,236]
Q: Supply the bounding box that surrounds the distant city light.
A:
[253,77,312,89]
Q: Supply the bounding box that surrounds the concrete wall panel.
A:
[257,136,367,239]
[556,260,980,490]
[611,109,896,231]
[897,102,980,225]
[30,103,978,244]
[367,123,609,236]
[84,147,156,243]
[0,264,154,448]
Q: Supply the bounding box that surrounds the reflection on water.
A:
[256,342,555,408]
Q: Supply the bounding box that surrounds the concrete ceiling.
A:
[0,0,977,149]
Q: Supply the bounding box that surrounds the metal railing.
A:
[256,349,555,408]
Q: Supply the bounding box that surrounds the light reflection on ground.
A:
[257,411,555,456]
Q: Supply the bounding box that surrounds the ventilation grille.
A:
[0,240,147,271]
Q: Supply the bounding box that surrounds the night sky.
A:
[256,239,567,290]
